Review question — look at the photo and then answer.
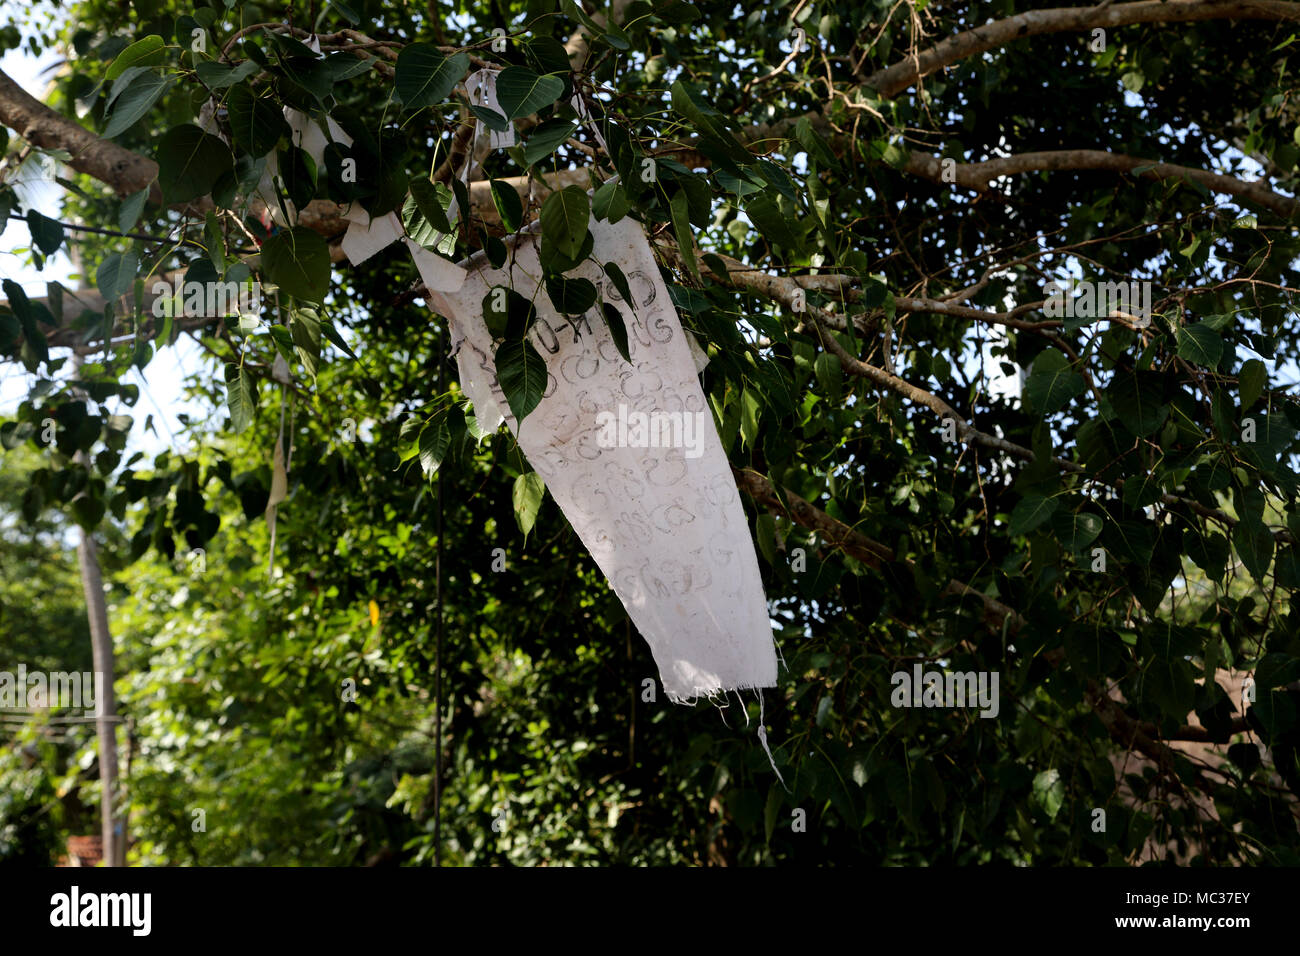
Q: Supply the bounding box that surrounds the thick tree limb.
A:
[731,465,1023,633]
[0,68,158,198]
[732,467,1197,779]
[707,106,1300,227]
[866,0,1300,99]
[731,466,895,571]
[1087,681,1181,776]
[906,149,1300,218]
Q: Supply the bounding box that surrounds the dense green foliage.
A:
[2,0,1300,864]
[0,449,92,864]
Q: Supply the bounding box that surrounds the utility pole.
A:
[73,481,125,867]
[68,241,125,867]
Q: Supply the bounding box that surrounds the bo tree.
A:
[1,0,1299,864]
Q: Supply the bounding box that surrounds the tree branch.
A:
[732,465,1024,633]
[866,0,1300,99]
[660,244,1296,546]
[905,149,1300,218]
[732,466,1197,780]
[0,68,158,198]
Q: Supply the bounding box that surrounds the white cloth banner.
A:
[426,215,778,702]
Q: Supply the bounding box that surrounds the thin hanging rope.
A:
[267,388,287,578]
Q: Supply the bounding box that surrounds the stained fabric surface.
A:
[427,215,779,701]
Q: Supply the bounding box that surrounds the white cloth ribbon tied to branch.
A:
[425,214,779,703]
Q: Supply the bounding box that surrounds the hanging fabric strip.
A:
[425,214,778,702]
[465,69,517,151]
